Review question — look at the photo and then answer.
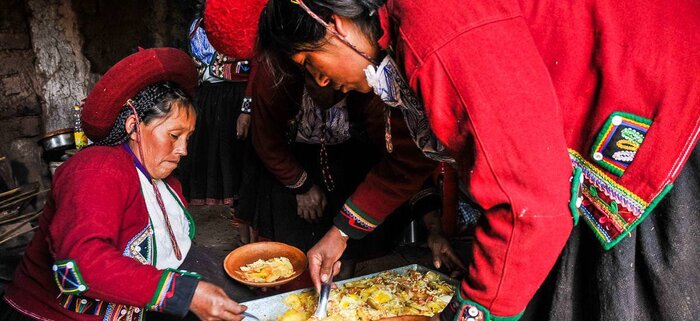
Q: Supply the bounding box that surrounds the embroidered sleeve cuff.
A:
[240,96,252,114]
[147,269,201,317]
[285,171,314,194]
[333,199,380,239]
[440,290,524,321]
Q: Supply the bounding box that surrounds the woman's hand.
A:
[308,226,347,292]
[236,114,251,140]
[296,184,327,222]
[427,231,466,278]
[422,210,465,278]
[190,281,247,321]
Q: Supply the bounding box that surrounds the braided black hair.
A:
[95,82,195,146]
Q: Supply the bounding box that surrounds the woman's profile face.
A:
[291,16,379,94]
[129,102,196,179]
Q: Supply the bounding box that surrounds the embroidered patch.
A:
[59,293,108,316]
[102,304,144,321]
[234,60,250,74]
[569,150,673,250]
[590,112,652,176]
[123,225,154,265]
[440,290,523,321]
[53,259,89,294]
[340,202,378,232]
[147,268,202,313]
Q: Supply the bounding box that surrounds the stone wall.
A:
[0,0,195,193]
[0,0,48,190]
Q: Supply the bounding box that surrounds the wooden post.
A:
[26,0,90,133]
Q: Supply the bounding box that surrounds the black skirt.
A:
[179,81,248,206]
[522,143,700,320]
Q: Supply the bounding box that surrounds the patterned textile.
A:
[294,87,351,145]
[364,55,454,163]
[189,18,216,66]
[52,260,88,295]
[590,112,652,177]
[568,149,672,249]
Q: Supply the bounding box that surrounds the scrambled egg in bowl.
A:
[278,270,454,321]
[238,257,295,283]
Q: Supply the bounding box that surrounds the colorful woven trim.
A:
[569,149,673,250]
[147,268,201,312]
[59,293,108,316]
[340,200,379,232]
[102,304,144,321]
[286,171,308,189]
[568,167,583,226]
[590,112,652,177]
[210,54,251,81]
[52,259,89,295]
[440,290,524,321]
[123,225,154,265]
[165,184,196,239]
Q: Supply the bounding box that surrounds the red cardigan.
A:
[346,0,699,319]
[4,145,199,321]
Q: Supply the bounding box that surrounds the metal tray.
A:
[241,264,458,320]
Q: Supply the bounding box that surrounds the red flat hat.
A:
[82,48,197,142]
[204,0,266,59]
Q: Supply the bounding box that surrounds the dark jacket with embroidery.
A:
[4,146,198,320]
[343,0,700,320]
[250,61,436,195]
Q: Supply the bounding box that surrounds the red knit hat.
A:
[82,48,197,142]
[204,0,266,58]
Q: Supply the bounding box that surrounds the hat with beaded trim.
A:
[81,47,197,142]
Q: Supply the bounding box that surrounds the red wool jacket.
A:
[4,145,199,321]
[334,0,700,319]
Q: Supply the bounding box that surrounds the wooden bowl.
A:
[223,242,307,288]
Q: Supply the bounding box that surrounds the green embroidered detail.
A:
[451,290,524,321]
[569,149,673,250]
[603,183,674,250]
[621,128,644,144]
[568,167,583,226]
[53,259,89,295]
[590,112,652,177]
[345,199,380,226]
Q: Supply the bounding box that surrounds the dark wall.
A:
[73,0,197,74]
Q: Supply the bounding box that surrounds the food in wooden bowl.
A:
[224,242,307,288]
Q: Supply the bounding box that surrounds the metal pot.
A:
[39,128,75,152]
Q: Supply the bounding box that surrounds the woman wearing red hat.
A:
[256,0,700,320]
[0,48,248,321]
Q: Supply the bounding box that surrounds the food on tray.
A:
[237,257,295,283]
[278,270,454,321]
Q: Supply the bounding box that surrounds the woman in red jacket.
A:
[0,48,248,321]
[254,0,700,320]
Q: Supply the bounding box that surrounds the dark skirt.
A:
[523,143,700,320]
[179,81,248,206]
[237,138,402,259]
